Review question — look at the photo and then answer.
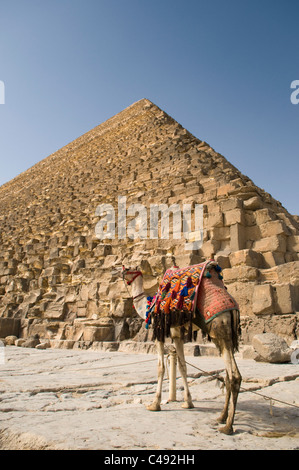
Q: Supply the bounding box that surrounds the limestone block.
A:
[252,333,292,363]
[221,198,243,212]
[273,284,295,314]
[21,335,40,348]
[262,251,285,268]
[217,182,239,197]
[230,224,246,251]
[83,325,114,342]
[246,225,261,241]
[223,266,259,283]
[211,226,230,241]
[214,253,231,269]
[113,298,133,317]
[229,249,264,268]
[253,235,286,253]
[224,209,245,226]
[93,244,112,257]
[252,284,275,315]
[4,335,17,345]
[198,240,220,259]
[0,318,20,338]
[41,301,65,320]
[227,282,256,316]
[254,208,277,225]
[260,220,288,238]
[243,196,263,210]
[175,253,203,268]
[287,235,299,252]
[207,212,223,228]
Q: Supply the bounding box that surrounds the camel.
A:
[121,261,242,435]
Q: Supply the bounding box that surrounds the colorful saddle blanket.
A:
[146,261,239,331]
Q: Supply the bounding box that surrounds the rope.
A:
[185,360,299,411]
[79,349,299,411]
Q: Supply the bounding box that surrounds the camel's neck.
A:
[130,275,147,320]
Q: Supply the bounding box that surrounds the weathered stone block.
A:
[0,318,20,338]
[260,220,288,238]
[243,196,263,210]
[224,209,245,226]
[227,282,256,316]
[214,253,231,269]
[229,249,264,268]
[230,223,246,251]
[252,333,292,363]
[223,266,259,283]
[221,198,243,212]
[274,284,295,314]
[198,240,220,259]
[253,235,286,253]
[287,235,299,252]
[207,212,223,228]
[254,208,277,225]
[252,284,275,315]
[262,251,285,268]
[83,326,114,342]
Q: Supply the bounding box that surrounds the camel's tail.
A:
[231,309,241,353]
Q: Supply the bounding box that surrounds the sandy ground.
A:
[0,345,298,450]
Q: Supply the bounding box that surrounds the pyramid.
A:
[0,99,298,346]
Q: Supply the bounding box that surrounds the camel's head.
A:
[121,265,143,285]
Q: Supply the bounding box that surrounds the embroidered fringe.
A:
[152,309,194,343]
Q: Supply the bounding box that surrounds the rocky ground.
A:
[0,345,298,450]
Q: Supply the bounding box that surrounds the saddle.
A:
[146,260,239,342]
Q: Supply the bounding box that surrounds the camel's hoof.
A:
[146,403,161,412]
[216,415,227,424]
[219,425,233,435]
[181,401,194,409]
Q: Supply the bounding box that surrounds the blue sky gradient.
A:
[0,0,298,214]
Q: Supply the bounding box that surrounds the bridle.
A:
[122,266,146,302]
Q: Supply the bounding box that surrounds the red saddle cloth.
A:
[153,260,239,324]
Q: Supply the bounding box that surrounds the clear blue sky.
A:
[0,0,298,215]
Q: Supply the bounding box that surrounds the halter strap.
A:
[125,270,143,285]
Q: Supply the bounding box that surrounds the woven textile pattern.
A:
[154,264,204,315]
[153,261,239,323]
[197,268,239,323]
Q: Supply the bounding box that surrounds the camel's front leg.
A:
[147,340,165,411]
[173,336,194,409]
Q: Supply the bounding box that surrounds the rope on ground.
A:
[92,353,299,411]
[185,360,299,411]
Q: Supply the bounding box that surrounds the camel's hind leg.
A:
[207,311,241,435]
[147,340,164,411]
[219,346,241,434]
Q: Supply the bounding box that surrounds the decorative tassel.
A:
[180,285,189,297]
[171,289,177,299]
[177,294,184,310]
[186,276,193,288]
[164,296,172,314]
[218,273,223,280]
[215,264,222,272]
[205,271,212,278]
[165,282,171,292]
